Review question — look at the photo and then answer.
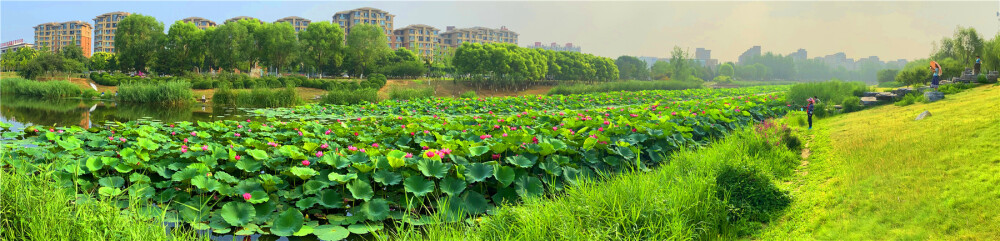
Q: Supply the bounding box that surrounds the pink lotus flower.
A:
[235,155,241,161]
[321,143,329,149]
[246,119,251,123]
[480,134,491,140]
[184,138,189,143]
[502,133,508,137]
[316,151,323,157]
[49,128,54,132]
[552,127,558,131]
[492,154,501,160]
[325,129,331,135]
[298,131,303,136]
[604,121,610,125]
[57,130,64,134]
[348,146,358,151]
[360,148,366,153]
[423,130,430,134]
[405,153,413,158]
[171,132,176,135]
[426,151,435,158]
[422,146,429,150]
[119,138,126,142]
[235,133,241,137]
[238,125,243,128]
[302,160,311,166]
[401,125,406,129]
[202,145,208,151]
[671,112,677,116]
[191,131,197,136]
[169,124,174,127]
[354,132,359,136]
[243,193,252,201]
[372,143,379,148]
[441,148,452,155]
[108,136,114,141]
[532,136,539,144]
[598,127,604,132]
[181,148,187,153]
[182,145,188,149]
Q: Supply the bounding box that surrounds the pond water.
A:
[0,96,251,133]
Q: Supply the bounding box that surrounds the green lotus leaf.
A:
[363,198,390,221]
[468,146,489,156]
[463,163,493,183]
[372,170,402,186]
[347,223,383,234]
[98,176,125,188]
[417,159,450,179]
[271,208,304,236]
[403,176,435,197]
[494,166,516,187]
[440,176,466,197]
[191,175,222,192]
[515,176,544,198]
[506,155,535,168]
[220,202,256,226]
[328,172,357,184]
[289,166,318,180]
[347,180,374,201]
[98,187,122,197]
[246,149,268,160]
[386,150,406,168]
[247,190,269,204]
[313,225,350,241]
[302,180,329,195]
[86,157,103,172]
[296,197,320,209]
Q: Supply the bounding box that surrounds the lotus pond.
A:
[1,86,790,241]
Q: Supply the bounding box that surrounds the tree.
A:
[896,67,931,87]
[89,52,115,72]
[208,20,254,72]
[298,21,345,77]
[614,55,649,80]
[60,45,86,63]
[161,21,204,75]
[876,69,899,83]
[257,22,298,75]
[1,47,38,71]
[982,33,1000,73]
[931,26,984,65]
[115,14,165,73]
[18,52,64,79]
[719,63,735,77]
[345,24,391,77]
[650,60,670,80]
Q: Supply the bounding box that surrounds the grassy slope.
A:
[761,85,1000,240]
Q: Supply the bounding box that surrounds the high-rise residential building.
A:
[788,48,807,62]
[225,16,263,24]
[695,48,711,60]
[275,16,311,32]
[1,39,34,55]
[93,11,131,54]
[392,24,440,57]
[527,42,581,52]
[738,45,761,65]
[438,26,518,47]
[333,7,394,37]
[33,21,93,57]
[182,17,217,30]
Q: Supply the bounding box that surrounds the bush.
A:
[841,96,862,113]
[976,74,995,84]
[548,80,701,95]
[387,86,434,100]
[877,81,905,88]
[80,89,98,99]
[460,91,477,99]
[0,78,83,98]
[716,165,791,223]
[787,80,867,107]
[938,83,978,95]
[362,74,388,90]
[894,90,926,107]
[116,81,192,104]
[320,88,379,105]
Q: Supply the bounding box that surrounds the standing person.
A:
[930,61,942,90]
[806,97,816,130]
[974,56,981,75]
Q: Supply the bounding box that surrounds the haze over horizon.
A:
[2,1,998,62]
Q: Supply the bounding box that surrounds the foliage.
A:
[0,46,38,71]
[60,45,87,63]
[256,22,299,74]
[213,85,301,108]
[159,21,205,74]
[982,33,1000,73]
[345,24,392,77]
[116,81,193,104]
[719,63,735,77]
[363,73,387,90]
[4,87,788,239]
[115,14,165,72]
[18,52,63,80]
[895,66,931,87]
[615,55,650,80]
[876,69,899,83]
[321,88,380,105]
[716,165,791,223]
[931,26,984,65]
[89,52,116,72]
[298,22,346,77]
[877,81,905,88]
[459,91,477,99]
[547,80,702,95]
[740,52,795,81]
[650,60,670,80]
[937,83,978,95]
[787,80,867,108]
[0,78,83,98]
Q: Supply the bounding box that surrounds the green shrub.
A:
[938,83,978,95]
[877,81,905,88]
[894,90,926,107]
[716,165,792,223]
[117,81,192,104]
[80,89,98,99]
[362,74,388,90]
[787,80,867,108]
[212,83,236,106]
[841,96,862,113]
[388,86,434,100]
[0,78,83,98]
[976,74,995,84]
[321,88,379,105]
[548,80,701,95]
[460,91,478,99]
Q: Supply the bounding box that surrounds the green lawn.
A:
[760,84,1000,240]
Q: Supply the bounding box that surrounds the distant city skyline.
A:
[2,1,998,62]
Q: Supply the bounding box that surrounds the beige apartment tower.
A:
[439,26,518,48]
[181,17,217,30]
[33,21,93,57]
[392,24,440,57]
[93,11,131,54]
[332,7,394,37]
[275,16,311,32]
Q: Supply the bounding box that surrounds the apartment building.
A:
[332,7,394,37]
[392,24,439,57]
[275,16,310,32]
[225,16,263,25]
[438,26,518,48]
[182,17,217,30]
[33,21,93,57]
[93,11,131,54]
[527,42,581,53]
[0,39,34,55]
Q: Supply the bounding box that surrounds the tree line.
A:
[452,43,619,89]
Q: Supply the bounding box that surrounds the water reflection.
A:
[0,96,248,132]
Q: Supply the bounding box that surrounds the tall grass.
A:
[0,78,82,98]
[0,156,205,241]
[320,88,379,105]
[213,84,301,108]
[387,86,435,100]
[547,80,702,95]
[117,81,193,104]
[381,124,799,240]
[786,80,867,107]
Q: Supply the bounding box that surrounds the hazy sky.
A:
[2,1,998,62]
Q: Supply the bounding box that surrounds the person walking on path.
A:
[930,61,942,90]
[806,97,816,130]
[974,56,981,75]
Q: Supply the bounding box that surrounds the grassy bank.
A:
[0,78,85,98]
[117,81,193,104]
[0,156,204,240]
[321,88,379,105]
[547,80,701,95]
[760,84,1000,239]
[383,123,801,240]
[212,85,301,108]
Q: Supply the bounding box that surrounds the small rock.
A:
[924,91,944,102]
[915,110,932,120]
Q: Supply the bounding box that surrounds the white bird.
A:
[89,82,98,91]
